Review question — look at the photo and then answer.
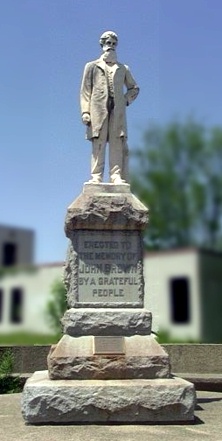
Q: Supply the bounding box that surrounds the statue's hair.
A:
[99,31,118,47]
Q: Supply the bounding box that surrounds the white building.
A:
[0,224,34,267]
[144,248,222,342]
[0,247,222,342]
[0,263,63,335]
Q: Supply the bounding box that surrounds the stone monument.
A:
[22,31,196,424]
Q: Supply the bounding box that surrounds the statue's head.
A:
[99,31,118,52]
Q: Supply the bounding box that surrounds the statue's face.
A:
[102,36,117,53]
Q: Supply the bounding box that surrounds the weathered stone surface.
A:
[47,335,170,380]
[64,185,148,233]
[84,183,131,194]
[62,308,152,336]
[64,230,145,308]
[63,186,148,309]
[22,371,196,424]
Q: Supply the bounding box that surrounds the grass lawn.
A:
[0,333,59,345]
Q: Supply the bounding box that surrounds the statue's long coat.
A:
[80,58,139,140]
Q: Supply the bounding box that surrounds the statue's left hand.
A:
[82,113,91,125]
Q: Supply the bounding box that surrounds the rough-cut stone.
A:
[47,334,170,380]
[62,308,152,336]
[64,184,148,233]
[22,371,196,424]
[63,185,148,309]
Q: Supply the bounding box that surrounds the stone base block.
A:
[62,308,152,336]
[48,335,170,380]
[22,371,196,424]
[65,184,148,232]
[83,182,131,194]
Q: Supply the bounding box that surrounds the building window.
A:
[170,277,190,324]
[0,289,3,322]
[3,242,17,266]
[10,288,23,323]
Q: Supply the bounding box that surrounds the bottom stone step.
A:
[22,371,196,424]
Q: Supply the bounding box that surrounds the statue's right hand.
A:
[82,113,91,125]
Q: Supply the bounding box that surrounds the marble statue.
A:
[80,31,139,184]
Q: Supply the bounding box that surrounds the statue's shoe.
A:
[88,178,102,184]
[112,177,126,185]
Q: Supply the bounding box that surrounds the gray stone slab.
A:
[62,308,152,336]
[22,371,196,424]
[83,182,131,194]
[47,335,170,380]
[164,344,222,374]
[3,391,222,441]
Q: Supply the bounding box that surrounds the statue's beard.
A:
[103,49,117,63]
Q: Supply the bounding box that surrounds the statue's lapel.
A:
[112,63,120,76]
[95,59,121,76]
[96,59,106,72]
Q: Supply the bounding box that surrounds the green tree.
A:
[46,279,67,336]
[131,118,222,250]
[0,350,21,394]
[202,127,222,247]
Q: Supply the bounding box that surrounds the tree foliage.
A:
[131,118,222,250]
[0,350,21,394]
[46,279,67,336]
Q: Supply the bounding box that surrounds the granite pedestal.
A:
[22,184,196,423]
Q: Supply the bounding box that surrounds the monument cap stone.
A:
[65,184,148,234]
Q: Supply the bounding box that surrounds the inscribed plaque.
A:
[75,230,143,304]
[93,336,125,355]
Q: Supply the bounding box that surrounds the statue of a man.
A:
[80,31,139,184]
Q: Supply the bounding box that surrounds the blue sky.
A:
[1,0,222,263]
